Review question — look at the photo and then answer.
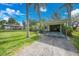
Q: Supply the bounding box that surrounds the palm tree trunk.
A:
[38,12,42,32]
[37,4,42,32]
[67,8,71,26]
[26,4,30,38]
[69,6,72,26]
[67,4,72,26]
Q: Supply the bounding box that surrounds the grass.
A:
[70,31,79,52]
[0,30,39,56]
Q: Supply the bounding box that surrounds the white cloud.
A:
[0,7,25,21]
[40,7,47,12]
[0,8,24,16]
[3,16,9,21]
[16,10,24,15]
[6,8,24,15]
[71,9,79,17]
[6,8,16,15]
[64,9,79,18]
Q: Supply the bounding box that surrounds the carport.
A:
[49,25,61,32]
[44,20,68,33]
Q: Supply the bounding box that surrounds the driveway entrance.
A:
[16,32,78,56]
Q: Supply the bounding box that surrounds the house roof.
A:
[3,24,21,27]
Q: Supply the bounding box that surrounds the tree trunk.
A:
[38,12,42,32]
[26,4,30,38]
[67,4,72,26]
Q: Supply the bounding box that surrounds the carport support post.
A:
[46,26,49,32]
[60,25,62,34]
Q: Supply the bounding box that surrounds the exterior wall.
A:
[60,25,62,33]
[4,25,11,30]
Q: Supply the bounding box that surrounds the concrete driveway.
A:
[16,32,78,56]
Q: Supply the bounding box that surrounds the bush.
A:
[63,26,73,36]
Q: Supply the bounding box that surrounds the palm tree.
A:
[59,3,73,36]
[34,3,47,32]
[52,11,60,20]
[59,3,73,26]
[26,3,32,38]
[26,3,46,37]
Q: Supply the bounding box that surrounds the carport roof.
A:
[45,20,70,25]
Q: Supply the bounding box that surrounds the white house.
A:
[3,24,23,30]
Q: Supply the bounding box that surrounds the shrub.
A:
[63,26,73,36]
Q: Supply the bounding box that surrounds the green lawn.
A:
[70,31,79,52]
[0,31,39,56]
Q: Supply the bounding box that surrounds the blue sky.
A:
[0,3,26,25]
[29,3,79,21]
[29,3,64,21]
[0,3,79,25]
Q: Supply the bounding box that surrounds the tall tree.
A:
[59,3,73,26]
[8,17,16,24]
[26,3,32,38]
[52,11,61,20]
[26,3,46,38]
[34,3,47,31]
[22,20,26,29]
[0,20,7,25]
[0,20,7,29]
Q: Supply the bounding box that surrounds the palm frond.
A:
[51,11,60,20]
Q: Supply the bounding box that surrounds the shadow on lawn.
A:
[38,32,77,54]
[71,35,79,51]
[0,37,25,44]
[0,37,25,56]
[0,34,39,56]
[0,35,24,40]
